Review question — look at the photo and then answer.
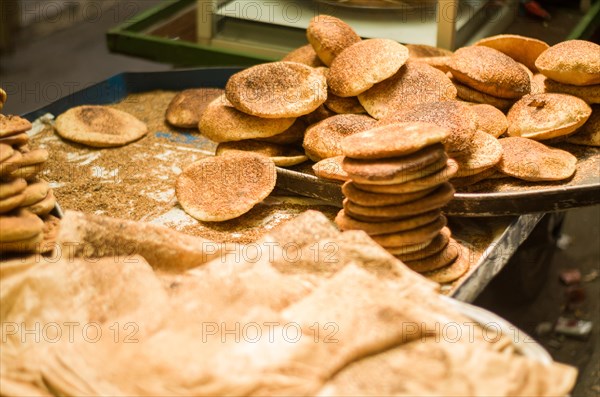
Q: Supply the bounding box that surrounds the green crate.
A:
[106,0,275,67]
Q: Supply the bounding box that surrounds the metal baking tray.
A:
[20,68,553,302]
[278,163,600,216]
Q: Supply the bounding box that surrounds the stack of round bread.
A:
[335,122,468,283]
[0,112,57,255]
[447,44,532,111]
[171,15,598,271]
[502,40,599,147]
[197,61,333,167]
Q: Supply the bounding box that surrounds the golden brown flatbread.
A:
[282,44,325,68]
[216,140,307,167]
[379,101,477,155]
[358,62,457,119]
[199,95,296,142]
[176,152,277,222]
[335,209,442,236]
[353,158,458,194]
[165,88,224,128]
[342,145,447,185]
[303,114,376,161]
[496,137,577,181]
[535,40,600,86]
[448,46,531,99]
[507,93,592,140]
[306,15,360,66]
[341,122,448,159]
[312,156,350,182]
[475,34,549,72]
[328,39,409,97]
[225,62,327,118]
[0,115,31,138]
[55,105,148,147]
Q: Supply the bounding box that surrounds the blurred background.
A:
[2,0,598,116]
[1,1,599,396]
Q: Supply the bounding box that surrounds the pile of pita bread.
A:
[1,210,576,396]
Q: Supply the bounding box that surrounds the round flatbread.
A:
[470,104,508,138]
[225,62,327,118]
[216,140,307,167]
[507,93,592,140]
[335,208,441,236]
[448,46,531,99]
[379,101,477,155]
[567,105,600,147]
[256,119,307,145]
[0,115,32,138]
[306,15,361,66]
[353,158,458,194]
[407,56,452,74]
[342,145,447,185]
[422,244,470,283]
[358,62,457,119]
[312,156,350,182]
[0,151,23,178]
[303,114,375,161]
[453,130,503,177]
[496,137,577,181]
[396,227,451,262]
[0,209,45,243]
[301,105,337,126]
[342,180,435,207]
[343,182,455,219]
[0,192,25,213]
[535,40,600,86]
[0,143,14,163]
[542,76,600,104]
[452,77,515,111]
[9,164,41,181]
[282,44,325,68]
[341,122,449,159]
[20,180,51,207]
[325,92,366,114]
[370,215,447,247]
[0,178,27,200]
[404,238,461,273]
[55,105,148,147]
[199,95,296,142]
[328,38,409,97]
[176,152,277,222]
[451,168,498,188]
[451,167,498,188]
[0,232,43,253]
[406,44,453,59]
[16,148,49,167]
[475,34,549,72]
[386,240,435,255]
[0,132,29,147]
[24,189,56,216]
[530,73,547,95]
[165,88,224,128]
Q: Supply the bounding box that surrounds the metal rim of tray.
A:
[439,295,553,364]
[276,167,600,217]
